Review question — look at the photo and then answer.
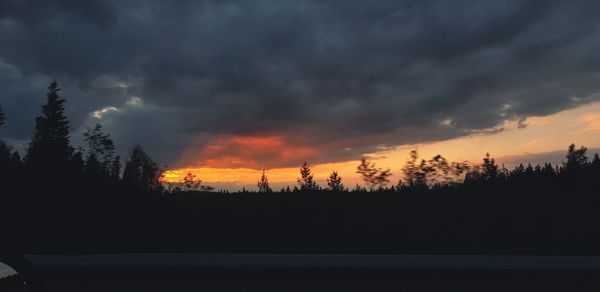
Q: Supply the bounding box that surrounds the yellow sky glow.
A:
[163,101,600,191]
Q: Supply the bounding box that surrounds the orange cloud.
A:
[177,135,319,169]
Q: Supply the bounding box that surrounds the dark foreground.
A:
[27,254,600,292]
[5,184,600,255]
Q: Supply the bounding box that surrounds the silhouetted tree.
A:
[70,150,85,176]
[401,150,428,189]
[0,104,6,173]
[481,153,499,181]
[425,154,451,185]
[25,82,74,175]
[0,140,11,179]
[326,171,344,191]
[297,161,319,191]
[84,150,102,177]
[592,153,600,173]
[122,144,163,192]
[357,157,392,190]
[0,104,5,127]
[257,169,273,193]
[180,172,214,191]
[9,151,23,171]
[84,123,118,178]
[109,155,121,180]
[564,143,588,173]
[352,183,366,192]
[402,150,418,187]
[450,161,470,184]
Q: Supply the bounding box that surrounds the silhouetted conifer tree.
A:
[257,169,272,193]
[297,161,319,191]
[326,171,344,191]
[25,82,74,176]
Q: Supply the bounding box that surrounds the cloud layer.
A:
[1,0,600,168]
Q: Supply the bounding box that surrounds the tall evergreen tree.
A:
[25,82,74,173]
[326,171,344,192]
[257,169,272,193]
[297,161,319,191]
[122,144,163,192]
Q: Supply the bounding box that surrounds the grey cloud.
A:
[1,0,600,167]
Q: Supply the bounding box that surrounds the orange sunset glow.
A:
[163,101,600,191]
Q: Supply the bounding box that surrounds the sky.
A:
[1,1,600,191]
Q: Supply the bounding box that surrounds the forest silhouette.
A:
[1,82,600,255]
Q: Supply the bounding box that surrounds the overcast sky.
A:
[1,1,600,174]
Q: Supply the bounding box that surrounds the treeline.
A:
[178,146,600,194]
[0,82,163,195]
[1,82,600,255]
[0,82,164,253]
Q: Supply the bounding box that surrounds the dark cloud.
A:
[1,0,600,168]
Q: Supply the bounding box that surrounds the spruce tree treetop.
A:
[326,171,344,192]
[297,161,319,191]
[26,81,74,168]
[257,169,272,193]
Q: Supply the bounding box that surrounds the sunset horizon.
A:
[4,2,600,287]
[161,100,600,191]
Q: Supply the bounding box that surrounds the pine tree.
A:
[257,169,272,193]
[297,161,319,191]
[25,82,74,174]
[326,171,344,192]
